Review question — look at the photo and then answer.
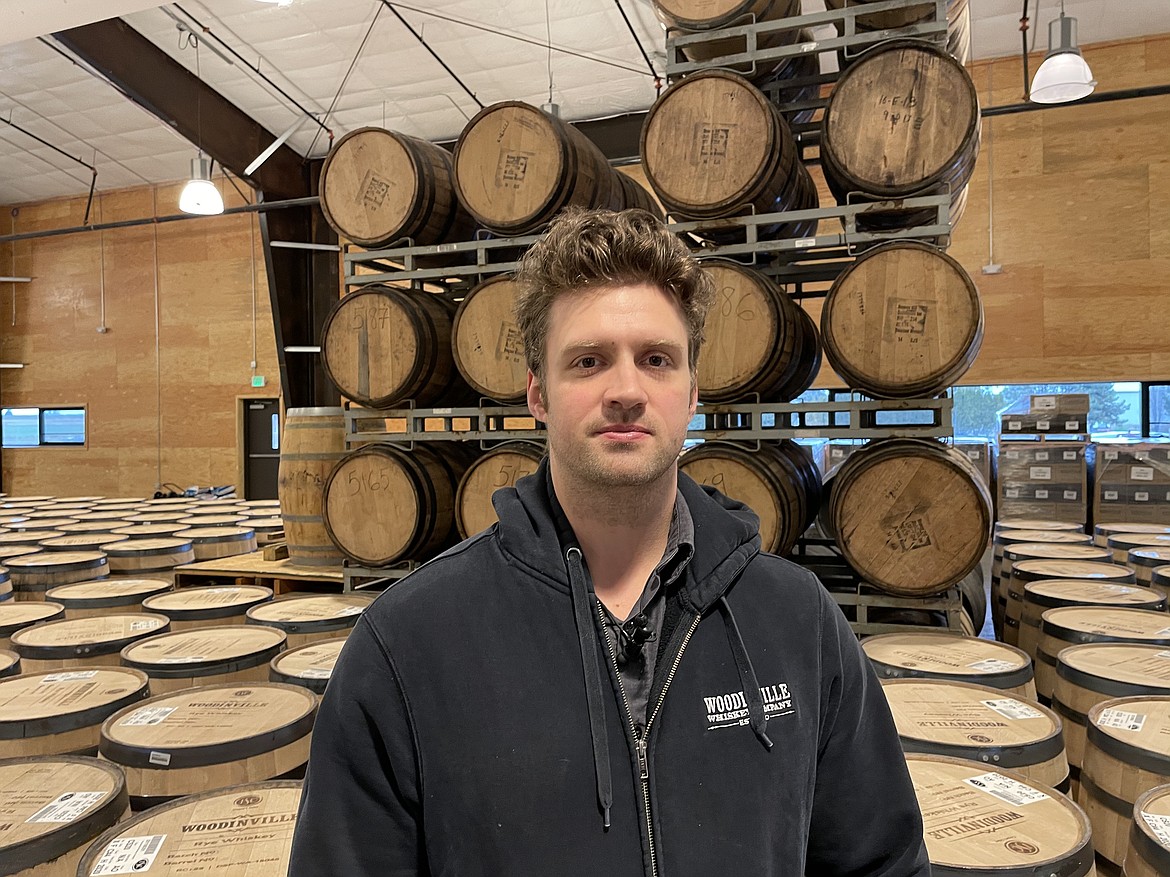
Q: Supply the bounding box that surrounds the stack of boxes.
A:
[1093,444,1170,525]
[995,442,1090,524]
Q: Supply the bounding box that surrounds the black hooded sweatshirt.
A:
[289,460,930,876]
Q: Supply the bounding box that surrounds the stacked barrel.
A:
[0,492,374,872]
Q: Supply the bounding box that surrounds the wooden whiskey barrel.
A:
[109,523,186,539]
[650,0,802,78]
[991,529,1094,639]
[883,679,1068,790]
[57,520,129,534]
[40,533,129,553]
[641,70,817,239]
[10,613,169,674]
[1128,784,1170,877]
[0,666,149,757]
[862,631,1036,699]
[1080,697,1170,866]
[906,754,1094,877]
[11,517,78,530]
[240,499,282,510]
[0,566,9,603]
[1039,609,1170,703]
[1053,644,1170,771]
[1004,553,1129,646]
[1094,522,1170,548]
[1109,533,1170,564]
[246,593,374,649]
[76,780,303,877]
[323,443,473,566]
[7,552,110,601]
[320,287,473,409]
[696,261,820,403]
[99,683,317,809]
[45,578,173,620]
[828,438,991,596]
[171,526,257,561]
[1128,548,1170,593]
[141,585,273,632]
[679,440,820,557]
[124,511,188,524]
[278,408,347,568]
[997,519,1085,533]
[455,442,545,539]
[0,648,19,678]
[119,625,288,694]
[0,530,65,548]
[99,538,194,576]
[453,101,657,235]
[319,126,474,248]
[820,40,979,228]
[450,275,529,404]
[0,513,29,526]
[269,637,346,695]
[820,242,982,399]
[175,515,248,528]
[1020,580,1166,666]
[0,601,64,648]
[0,756,128,876]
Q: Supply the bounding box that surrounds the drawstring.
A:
[566,547,614,830]
[718,596,773,751]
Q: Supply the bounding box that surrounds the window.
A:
[1145,383,1170,438]
[951,382,1141,441]
[1,407,86,448]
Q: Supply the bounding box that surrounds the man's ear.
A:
[527,370,548,421]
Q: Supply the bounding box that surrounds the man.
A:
[289,208,929,876]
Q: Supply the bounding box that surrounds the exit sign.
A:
[251,375,266,388]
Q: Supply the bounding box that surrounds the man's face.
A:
[527,282,697,491]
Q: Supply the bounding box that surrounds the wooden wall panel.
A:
[0,177,281,498]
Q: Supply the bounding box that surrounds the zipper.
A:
[598,600,701,877]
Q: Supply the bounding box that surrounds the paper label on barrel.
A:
[121,706,177,726]
[963,772,1048,807]
[90,834,167,875]
[130,620,158,631]
[967,658,1018,674]
[40,670,98,683]
[300,668,332,679]
[1030,467,1052,480]
[155,655,205,663]
[1033,396,1057,410]
[148,751,171,766]
[336,604,366,617]
[1141,811,1170,847]
[25,790,105,823]
[1096,708,1145,731]
[982,699,1045,721]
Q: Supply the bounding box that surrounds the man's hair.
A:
[514,207,715,381]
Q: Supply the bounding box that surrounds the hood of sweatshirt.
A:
[491,456,762,616]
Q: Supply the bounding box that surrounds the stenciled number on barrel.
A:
[493,463,536,488]
[345,467,392,496]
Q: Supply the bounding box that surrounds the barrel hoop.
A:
[14,627,163,662]
[1131,808,1170,873]
[1052,697,1087,727]
[269,667,329,696]
[246,614,359,636]
[1079,771,1136,819]
[99,698,317,770]
[144,597,270,622]
[1040,619,1170,648]
[918,834,1092,877]
[899,730,1066,770]
[868,658,1035,692]
[1086,716,1170,776]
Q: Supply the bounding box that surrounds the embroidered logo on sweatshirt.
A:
[703,682,794,731]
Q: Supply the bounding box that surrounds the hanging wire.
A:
[545,0,554,106]
[307,3,385,156]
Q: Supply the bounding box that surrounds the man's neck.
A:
[550,460,677,619]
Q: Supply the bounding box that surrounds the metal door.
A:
[243,399,281,499]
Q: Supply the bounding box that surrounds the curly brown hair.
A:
[514,207,715,382]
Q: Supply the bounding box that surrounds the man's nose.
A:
[603,357,649,409]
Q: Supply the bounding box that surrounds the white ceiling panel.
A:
[0,0,1163,206]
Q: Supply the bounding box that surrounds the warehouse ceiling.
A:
[0,0,1166,206]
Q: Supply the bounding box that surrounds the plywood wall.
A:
[0,178,281,497]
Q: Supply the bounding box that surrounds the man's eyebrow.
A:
[558,339,684,354]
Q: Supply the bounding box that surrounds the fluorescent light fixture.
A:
[1030,10,1096,104]
[0,363,25,369]
[255,0,295,6]
[179,156,225,216]
[0,277,31,283]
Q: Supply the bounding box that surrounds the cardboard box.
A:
[1092,442,1170,525]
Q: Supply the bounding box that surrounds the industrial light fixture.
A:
[179,155,224,215]
[179,36,225,216]
[1030,3,1097,104]
[255,0,294,7]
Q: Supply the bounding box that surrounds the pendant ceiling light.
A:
[179,36,224,216]
[1030,4,1097,104]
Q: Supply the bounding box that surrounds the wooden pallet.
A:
[173,551,344,596]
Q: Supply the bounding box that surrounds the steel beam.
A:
[53,18,307,198]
